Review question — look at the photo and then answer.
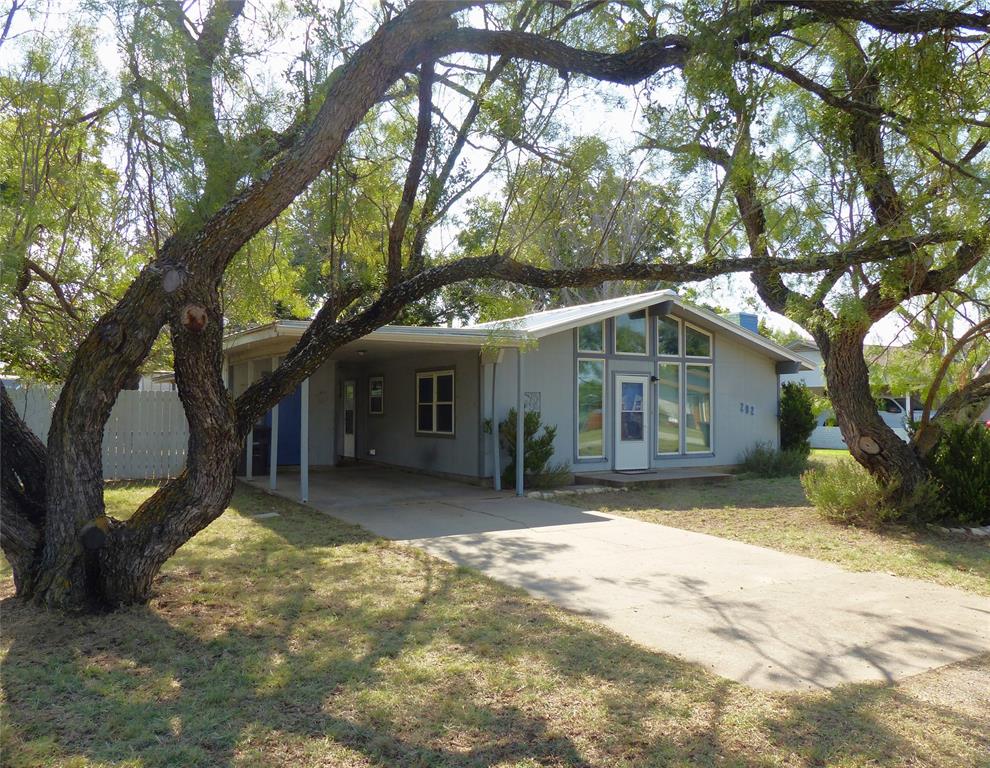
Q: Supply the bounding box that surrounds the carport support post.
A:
[516,347,524,497]
[300,376,310,503]
[245,359,254,479]
[269,355,279,490]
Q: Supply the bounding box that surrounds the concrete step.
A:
[573,469,736,489]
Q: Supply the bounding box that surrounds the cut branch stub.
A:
[180,305,209,334]
[162,268,186,293]
[857,435,882,455]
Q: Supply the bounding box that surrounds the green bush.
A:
[928,422,990,526]
[780,382,817,456]
[739,442,808,477]
[801,459,898,527]
[500,408,562,488]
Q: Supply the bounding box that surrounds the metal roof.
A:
[223,290,815,369]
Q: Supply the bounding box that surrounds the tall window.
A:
[657,316,680,356]
[577,359,605,457]
[369,376,384,415]
[685,364,712,452]
[416,371,454,435]
[657,363,680,453]
[615,310,647,354]
[577,321,604,353]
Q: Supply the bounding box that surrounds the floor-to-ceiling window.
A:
[577,358,605,458]
[657,318,713,455]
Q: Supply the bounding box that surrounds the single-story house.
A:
[223,290,814,499]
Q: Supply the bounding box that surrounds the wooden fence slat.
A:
[9,385,189,481]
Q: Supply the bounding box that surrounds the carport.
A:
[224,322,529,503]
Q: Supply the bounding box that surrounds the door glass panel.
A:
[344,410,355,435]
[577,360,604,457]
[685,365,712,452]
[344,381,355,399]
[620,381,645,441]
[657,363,680,453]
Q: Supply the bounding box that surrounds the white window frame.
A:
[368,375,384,416]
[656,315,682,357]
[415,370,455,435]
[684,321,713,359]
[576,321,606,354]
[576,357,607,460]
[613,311,649,356]
[656,362,682,455]
[684,362,714,454]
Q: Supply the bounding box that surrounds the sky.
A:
[2,0,933,346]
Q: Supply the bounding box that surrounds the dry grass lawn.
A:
[1,482,988,767]
[577,455,990,597]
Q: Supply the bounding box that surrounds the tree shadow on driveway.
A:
[2,488,988,767]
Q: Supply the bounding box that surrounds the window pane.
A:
[418,376,433,404]
[436,404,454,433]
[436,373,454,403]
[685,365,711,452]
[577,360,604,457]
[417,404,433,432]
[685,325,711,357]
[578,322,604,352]
[657,316,679,355]
[370,377,384,397]
[370,396,383,414]
[657,364,680,453]
[615,310,647,354]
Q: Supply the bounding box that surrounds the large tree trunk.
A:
[816,329,930,498]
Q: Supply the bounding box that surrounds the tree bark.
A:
[816,329,930,497]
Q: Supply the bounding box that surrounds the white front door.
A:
[343,379,356,458]
[614,374,650,470]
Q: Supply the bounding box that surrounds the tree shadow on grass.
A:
[2,492,987,767]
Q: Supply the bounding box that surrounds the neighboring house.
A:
[224,290,814,498]
[779,339,926,448]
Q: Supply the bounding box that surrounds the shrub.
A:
[780,382,818,456]
[801,459,898,527]
[927,422,990,526]
[739,442,807,477]
[499,408,560,488]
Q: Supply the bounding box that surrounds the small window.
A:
[685,324,712,357]
[416,370,454,435]
[657,316,680,356]
[577,321,604,353]
[685,364,712,453]
[369,376,384,415]
[615,310,647,355]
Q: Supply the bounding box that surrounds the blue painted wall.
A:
[262,384,302,465]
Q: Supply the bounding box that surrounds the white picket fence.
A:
[7,383,189,480]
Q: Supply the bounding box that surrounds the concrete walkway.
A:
[247,468,990,691]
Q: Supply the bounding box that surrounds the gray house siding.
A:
[338,348,483,478]
[483,310,780,476]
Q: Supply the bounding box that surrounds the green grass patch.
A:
[580,475,990,597]
[2,483,988,767]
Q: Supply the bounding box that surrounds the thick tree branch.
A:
[387,61,434,285]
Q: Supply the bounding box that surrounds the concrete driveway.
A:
[248,467,990,691]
